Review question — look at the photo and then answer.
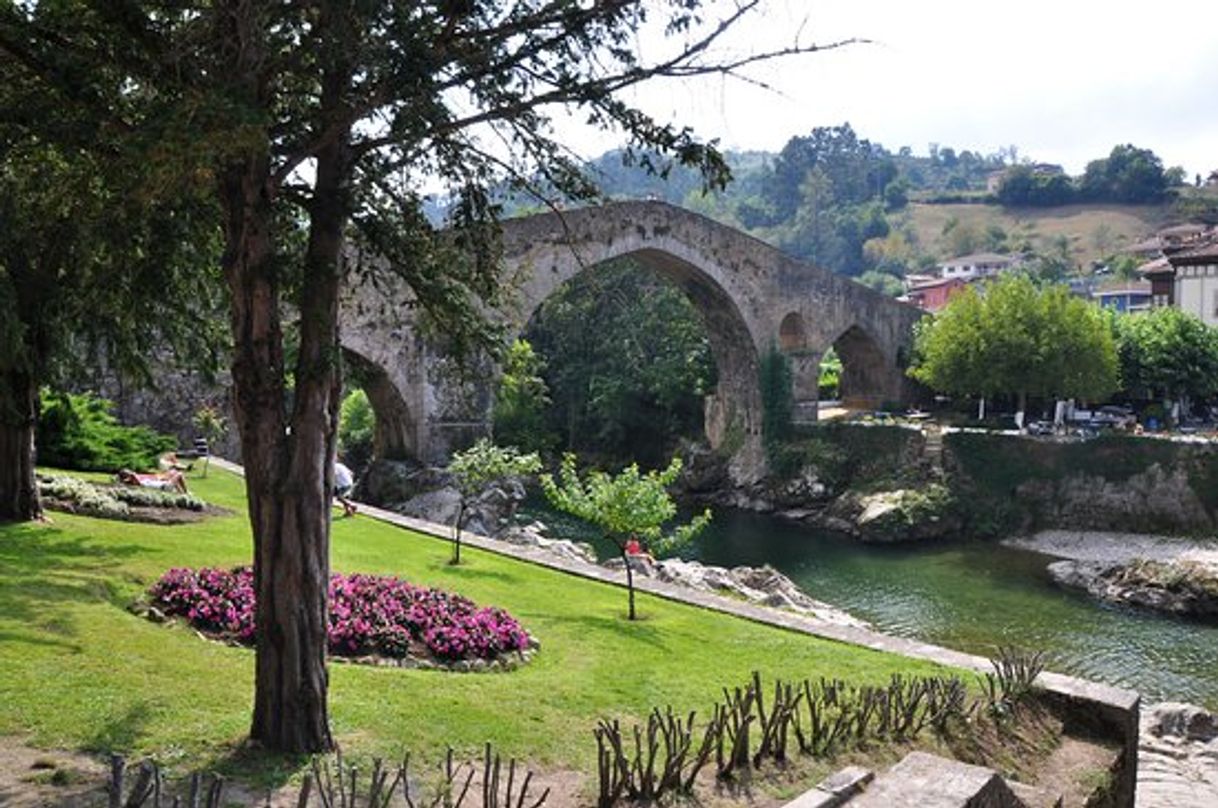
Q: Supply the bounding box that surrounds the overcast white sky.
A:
[558,0,1218,178]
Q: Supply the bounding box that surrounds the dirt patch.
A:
[0,741,108,807]
[0,739,584,808]
[1035,735,1120,807]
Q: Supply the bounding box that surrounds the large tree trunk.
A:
[0,369,40,522]
[213,0,360,754]
[221,148,335,752]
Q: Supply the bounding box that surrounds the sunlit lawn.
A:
[0,467,952,781]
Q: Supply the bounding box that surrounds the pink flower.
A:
[149,567,530,663]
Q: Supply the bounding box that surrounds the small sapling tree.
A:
[447,439,541,565]
[541,454,711,620]
[191,404,227,478]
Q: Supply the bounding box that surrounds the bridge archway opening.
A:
[341,347,418,465]
[828,325,890,410]
[778,312,810,352]
[514,250,758,466]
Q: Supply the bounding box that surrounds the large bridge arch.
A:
[510,246,766,478]
[340,200,923,483]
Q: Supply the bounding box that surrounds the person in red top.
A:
[624,535,654,563]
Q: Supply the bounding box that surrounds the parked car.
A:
[1091,406,1136,429]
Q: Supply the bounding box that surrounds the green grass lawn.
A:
[0,468,951,782]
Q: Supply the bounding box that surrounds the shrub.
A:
[37,390,176,471]
[38,474,204,516]
[37,475,130,519]
[148,567,532,663]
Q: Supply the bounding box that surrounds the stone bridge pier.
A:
[340,201,923,484]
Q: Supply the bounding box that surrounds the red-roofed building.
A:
[903,277,968,312]
[1138,256,1175,308]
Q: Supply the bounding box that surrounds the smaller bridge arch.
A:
[826,324,895,409]
[778,312,811,352]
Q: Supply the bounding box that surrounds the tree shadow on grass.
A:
[0,524,146,635]
[83,701,155,755]
[540,612,670,651]
[194,743,309,795]
[0,523,145,576]
[428,562,518,584]
[0,628,82,653]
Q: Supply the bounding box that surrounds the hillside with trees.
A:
[582,126,1212,289]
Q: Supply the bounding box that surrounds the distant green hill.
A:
[483,134,1217,281]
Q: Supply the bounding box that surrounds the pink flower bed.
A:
[148,567,531,663]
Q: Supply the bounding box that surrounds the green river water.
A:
[521,502,1218,708]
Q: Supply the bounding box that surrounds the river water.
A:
[521,502,1218,707]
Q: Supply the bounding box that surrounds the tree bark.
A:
[620,546,637,620]
[213,0,332,747]
[452,500,466,564]
[213,0,362,754]
[221,148,336,752]
[0,369,40,522]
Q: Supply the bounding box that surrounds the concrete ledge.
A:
[850,752,1023,808]
[786,766,874,808]
[209,457,1139,806]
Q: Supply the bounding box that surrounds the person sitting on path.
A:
[624,534,655,564]
[334,459,357,517]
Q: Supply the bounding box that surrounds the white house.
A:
[938,252,1018,281]
[1169,239,1218,327]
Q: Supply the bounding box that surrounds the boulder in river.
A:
[1047,558,1218,621]
[849,484,960,543]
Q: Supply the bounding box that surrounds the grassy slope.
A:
[901,202,1170,266]
[0,468,949,776]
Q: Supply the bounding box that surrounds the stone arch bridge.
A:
[341,201,923,482]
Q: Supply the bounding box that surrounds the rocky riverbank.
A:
[688,428,1218,544]
[679,435,963,543]
[1006,531,1218,621]
[500,521,868,628]
[358,459,527,537]
[1047,559,1218,621]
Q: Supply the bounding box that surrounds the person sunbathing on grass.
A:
[116,467,189,495]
